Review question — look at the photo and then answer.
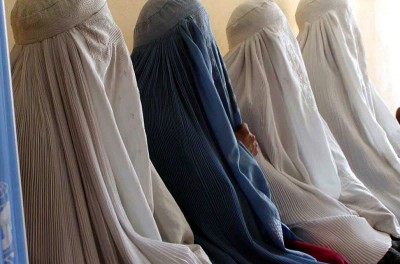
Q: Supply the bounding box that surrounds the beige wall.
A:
[5,0,13,49]
[4,0,400,112]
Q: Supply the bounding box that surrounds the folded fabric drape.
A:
[224,1,398,263]
[10,0,209,263]
[297,0,400,221]
[131,0,351,263]
[0,1,27,262]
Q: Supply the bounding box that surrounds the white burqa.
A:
[297,0,400,221]
[11,0,209,263]
[224,1,399,263]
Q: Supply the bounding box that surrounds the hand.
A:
[234,123,259,156]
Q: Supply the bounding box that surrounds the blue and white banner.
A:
[0,1,28,263]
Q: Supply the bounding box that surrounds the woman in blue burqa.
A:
[131,0,348,263]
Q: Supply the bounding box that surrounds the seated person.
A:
[131,0,348,263]
[224,1,400,263]
[10,0,209,262]
[297,0,400,220]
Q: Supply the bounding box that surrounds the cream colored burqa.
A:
[10,0,209,263]
[224,1,399,263]
[297,0,400,221]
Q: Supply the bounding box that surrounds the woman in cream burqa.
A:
[10,0,211,263]
[296,0,400,221]
[224,1,400,263]
[131,0,352,263]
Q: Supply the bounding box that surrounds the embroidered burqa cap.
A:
[134,0,207,47]
[10,0,210,263]
[11,0,106,44]
[297,0,400,222]
[296,0,348,31]
[226,0,282,49]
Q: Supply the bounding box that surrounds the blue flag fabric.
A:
[0,2,27,264]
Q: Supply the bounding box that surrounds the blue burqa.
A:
[132,0,321,263]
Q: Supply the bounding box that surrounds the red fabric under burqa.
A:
[285,239,349,264]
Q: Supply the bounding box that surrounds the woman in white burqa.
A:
[296,0,400,220]
[10,0,209,263]
[224,1,400,263]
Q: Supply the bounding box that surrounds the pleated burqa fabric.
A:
[10,0,210,263]
[131,0,328,263]
[224,1,398,263]
[296,0,400,220]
